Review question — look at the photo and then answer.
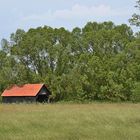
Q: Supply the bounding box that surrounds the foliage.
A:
[0,21,140,102]
[131,82,140,102]
[129,0,140,27]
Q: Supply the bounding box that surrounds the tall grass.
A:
[0,103,140,140]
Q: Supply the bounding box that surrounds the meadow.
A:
[0,103,140,140]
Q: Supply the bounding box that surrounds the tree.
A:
[0,22,139,102]
[129,0,140,27]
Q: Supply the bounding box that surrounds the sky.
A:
[0,0,137,42]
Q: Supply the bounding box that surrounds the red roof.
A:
[1,84,46,97]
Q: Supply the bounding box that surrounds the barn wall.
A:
[38,85,51,96]
[36,86,51,102]
[2,96,36,103]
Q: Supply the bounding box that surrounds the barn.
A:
[1,84,51,103]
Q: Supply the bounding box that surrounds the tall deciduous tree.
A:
[129,0,140,27]
[0,21,140,102]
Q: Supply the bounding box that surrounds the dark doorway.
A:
[36,95,48,103]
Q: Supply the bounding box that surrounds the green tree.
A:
[0,22,139,102]
[129,0,140,27]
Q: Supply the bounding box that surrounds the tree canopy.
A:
[0,20,140,102]
[129,0,140,27]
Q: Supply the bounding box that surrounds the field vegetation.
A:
[0,103,140,140]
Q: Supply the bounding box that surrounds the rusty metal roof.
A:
[1,84,46,97]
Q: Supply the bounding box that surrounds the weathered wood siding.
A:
[2,96,36,103]
[36,85,51,102]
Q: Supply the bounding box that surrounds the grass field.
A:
[0,103,140,140]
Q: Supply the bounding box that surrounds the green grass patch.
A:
[0,103,140,140]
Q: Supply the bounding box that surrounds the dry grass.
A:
[0,103,140,140]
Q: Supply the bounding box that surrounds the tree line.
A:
[0,1,140,102]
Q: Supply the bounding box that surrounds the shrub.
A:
[131,82,140,102]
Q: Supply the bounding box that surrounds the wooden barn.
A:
[1,84,51,103]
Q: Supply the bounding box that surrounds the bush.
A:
[131,82,140,102]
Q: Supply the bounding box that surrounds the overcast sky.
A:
[0,0,136,42]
